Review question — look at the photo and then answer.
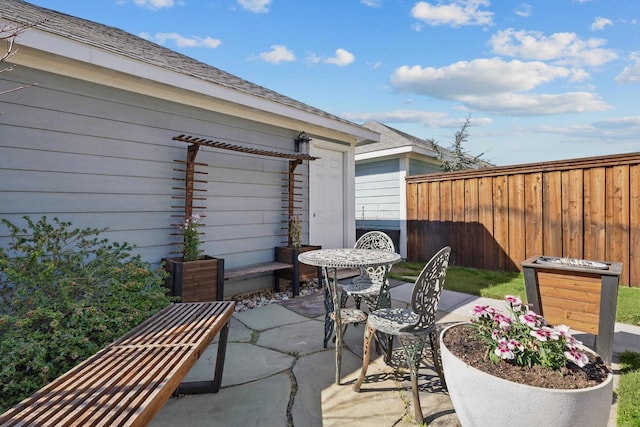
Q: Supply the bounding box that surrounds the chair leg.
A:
[353,323,375,392]
[399,336,426,425]
[323,282,334,348]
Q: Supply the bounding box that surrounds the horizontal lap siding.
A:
[406,153,640,287]
[356,159,401,224]
[0,66,303,267]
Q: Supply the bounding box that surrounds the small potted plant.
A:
[275,214,321,291]
[440,296,613,427]
[163,214,223,302]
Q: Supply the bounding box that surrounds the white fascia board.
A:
[355,144,439,162]
[13,28,377,142]
[355,146,412,161]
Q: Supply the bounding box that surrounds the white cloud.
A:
[537,116,640,141]
[141,32,222,48]
[411,0,493,27]
[390,58,580,99]
[591,17,613,31]
[237,0,271,13]
[460,92,611,115]
[361,0,382,7]
[306,52,322,64]
[389,58,609,116]
[593,116,640,131]
[324,48,355,66]
[514,3,531,17]
[490,28,618,67]
[615,56,640,83]
[260,45,295,63]
[133,0,176,10]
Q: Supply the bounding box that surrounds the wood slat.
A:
[464,178,479,268]
[478,176,493,269]
[542,307,600,335]
[543,171,562,257]
[224,261,293,280]
[631,165,640,290]
[508,174,526,269]
[525,173,543,259]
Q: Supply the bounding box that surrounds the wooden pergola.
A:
[171,134,318,247]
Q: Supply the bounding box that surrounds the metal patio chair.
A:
[340,231,396,312]
[353,246,451,425]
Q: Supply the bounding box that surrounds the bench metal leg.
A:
[174,320,231,395]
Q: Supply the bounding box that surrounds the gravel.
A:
[231,280,323,312]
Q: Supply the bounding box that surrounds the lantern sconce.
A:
[294,131,312,154]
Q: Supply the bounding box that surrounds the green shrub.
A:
[0,216,172,412]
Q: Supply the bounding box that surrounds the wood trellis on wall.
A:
[406,151,640,288]
[170,134,318,252]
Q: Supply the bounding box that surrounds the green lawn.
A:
[617,351,640,426]
[389,263,640,326]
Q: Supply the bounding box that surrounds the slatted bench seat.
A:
[0,301,235,427]
[221,260,300,298]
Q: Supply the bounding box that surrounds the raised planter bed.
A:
[163,255,224,302]
[521,255,622,364]
[276,245,322,284]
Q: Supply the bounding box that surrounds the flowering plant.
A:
[470,296,589,370]
[181,214,201,262]
[288,214,302,248]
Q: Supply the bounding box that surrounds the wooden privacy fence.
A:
[406,151,640,287]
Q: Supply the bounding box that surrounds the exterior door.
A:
[309,144,345,249]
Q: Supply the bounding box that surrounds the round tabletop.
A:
[298,248,401,269]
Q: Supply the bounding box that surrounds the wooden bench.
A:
[221,259,300,298]
[0,301,235,427]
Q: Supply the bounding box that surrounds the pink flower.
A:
[565,347,589,367]
[555,324,572,337]
[494,338,515,360]
[471,304,491,316]
[519,311,540,328]
[509,339,524,352]
[494,313,512,330]
[530,327,555,341]
[505,295,522,307]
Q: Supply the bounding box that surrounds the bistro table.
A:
[298,248,401,384]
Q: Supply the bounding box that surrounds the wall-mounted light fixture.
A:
[294,131,312,154]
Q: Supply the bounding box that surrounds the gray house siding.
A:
[355,158,401,232]
[1,65,308,293]
[409,158,441,176]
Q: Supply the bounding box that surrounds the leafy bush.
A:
[0,216,172,412]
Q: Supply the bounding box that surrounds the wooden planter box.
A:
[521,255,622,364]
[163,255,224,302]
[276,245,321,284]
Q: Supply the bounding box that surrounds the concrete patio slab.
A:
[258,318,326,355]
[151,373,291,427]
[183,342,294,387]
[234,302,310,330]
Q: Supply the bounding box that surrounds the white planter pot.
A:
[440,323,613,427]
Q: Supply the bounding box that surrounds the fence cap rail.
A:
[407,151,640,183]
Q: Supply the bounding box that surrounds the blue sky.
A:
[25,0,640,166]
